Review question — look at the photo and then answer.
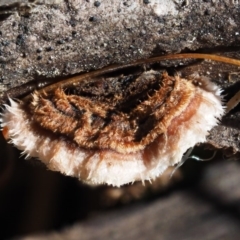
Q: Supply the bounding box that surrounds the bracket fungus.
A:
[2,53,240,187]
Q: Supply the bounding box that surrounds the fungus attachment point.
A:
[1,69,224,186]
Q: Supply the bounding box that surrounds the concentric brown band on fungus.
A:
[29,71,196,154]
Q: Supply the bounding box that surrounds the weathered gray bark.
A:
[1,0,240,152]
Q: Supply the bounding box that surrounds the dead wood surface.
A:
[0,0,240,151]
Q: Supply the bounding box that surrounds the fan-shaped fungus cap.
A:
[1,71,224,186]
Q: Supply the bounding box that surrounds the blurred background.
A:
[1,132,240,240]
